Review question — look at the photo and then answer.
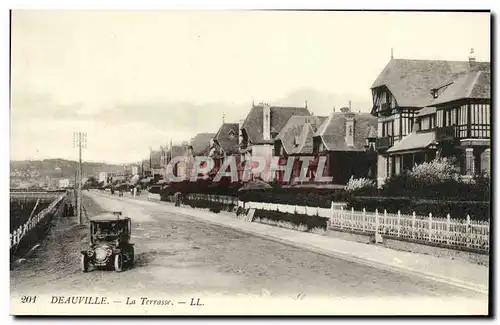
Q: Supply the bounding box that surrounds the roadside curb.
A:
[89,192,488,295]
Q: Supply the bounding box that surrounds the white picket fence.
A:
[331,207,489,252]
[184,194,489,253]
[243,201,489,253]
[10,194,66,250]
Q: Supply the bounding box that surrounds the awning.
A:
[386,131,436,154]
[417,106,436,117]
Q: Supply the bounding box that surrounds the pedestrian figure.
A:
[63,203,68,217]
[68,204,74,217]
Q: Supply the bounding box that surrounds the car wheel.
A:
[114,254,123,272]
[81,254,89,273]
[129,246,135,265]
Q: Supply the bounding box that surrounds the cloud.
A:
[11,89,86,121]
[10,87,376,164]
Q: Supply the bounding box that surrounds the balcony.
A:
[436,126,457,142]
[375,136,394,151]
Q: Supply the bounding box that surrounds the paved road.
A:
[11,192,486,301]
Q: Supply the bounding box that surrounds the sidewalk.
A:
[91,191,489,295]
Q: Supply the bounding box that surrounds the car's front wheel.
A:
[81,254,89,273]
[114,253,123,272]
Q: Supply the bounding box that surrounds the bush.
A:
[347,196,490,221]
[379,158,490,201]
[346,176,377,196]
[409,157,460,184]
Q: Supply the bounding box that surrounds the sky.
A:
[10,10,490,164]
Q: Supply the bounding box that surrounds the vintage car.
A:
[80,211,134,272]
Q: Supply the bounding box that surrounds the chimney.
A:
[238,119,245,145]
[262,103,271,141]
[345,112,355,147]
[310,112,318,132]
[469,48,476,67]
[348,100,352,111]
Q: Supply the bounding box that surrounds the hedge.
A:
[237,187,348,208]
[347,196,490,221]
[380,173,490,201]
[159,179,242,199]
[252,209,329,230]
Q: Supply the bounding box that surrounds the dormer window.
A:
[228,129,236,140]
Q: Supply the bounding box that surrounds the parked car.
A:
[80,212,134,272]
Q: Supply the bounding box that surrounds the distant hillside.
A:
[10,158,126,181]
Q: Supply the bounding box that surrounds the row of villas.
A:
[142,49,490,187]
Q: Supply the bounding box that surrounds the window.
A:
[472,103,490,125]
[430,116,436,129]
[437,110,444,127]
[381,120,393,137]
[420,117,430,130]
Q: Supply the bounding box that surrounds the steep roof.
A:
[190,133,215,156]
[170,145,188,159]
[430,70,491,106]
[314,112,377,152]
[214,123,239,155]
[371,59,490,108]
[276,115,327,155]
[241,104,311,144]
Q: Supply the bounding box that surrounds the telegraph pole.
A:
[73,131,87,225]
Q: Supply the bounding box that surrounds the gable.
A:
[241,104,310,143]
[372,59,490,109]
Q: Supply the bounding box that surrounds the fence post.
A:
[331,201,334,216]
[446,214,451,245]
[363,208,366,232]
[412,212,416,239]
[466,215,471,248]
[294,205,297,214]
[397,210,401,237]
[375,209,379,234]
[428,213,433,242]
[340,206,344,229]
[351,207,354,230]
[317,206,320,216]
[383,209,387,235]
